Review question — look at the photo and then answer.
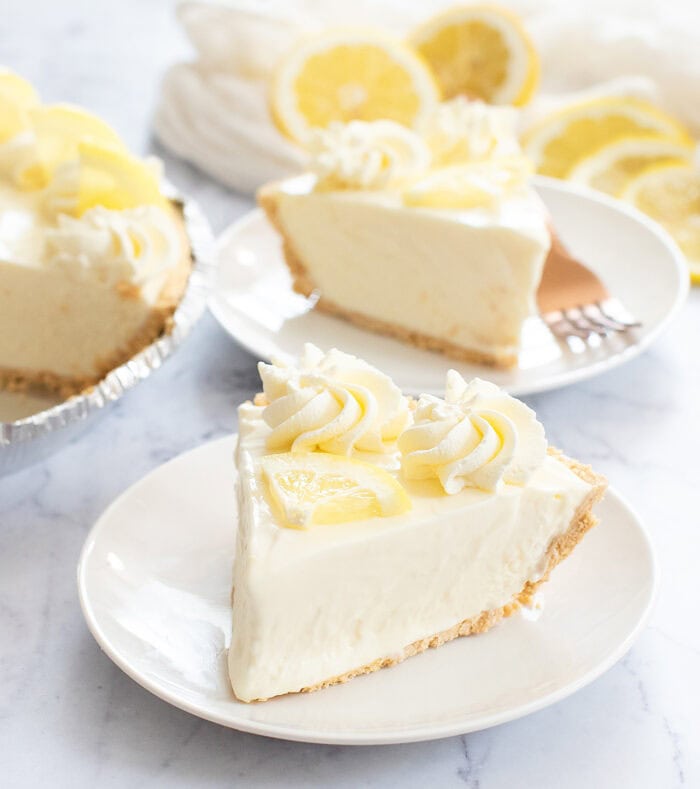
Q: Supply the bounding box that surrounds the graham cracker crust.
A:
[258,185,518,369]
[243,448,607,702]
[0,201,193,399]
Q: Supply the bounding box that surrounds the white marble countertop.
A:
[1,2,699,786]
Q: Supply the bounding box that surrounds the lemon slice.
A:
[270,29,440,144]
[27,104,126,187]
[522,97,693,179]
[404,157,532,209]
[567,137,694,196]
[621,163,700,283]
[75,140,166,215]
[409,4,539,106]
[261,452,411,529]
[0,69,39,143]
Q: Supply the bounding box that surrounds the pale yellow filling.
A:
[273,178,550,358]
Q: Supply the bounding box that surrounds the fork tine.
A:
[596,300,642,329]
[582,314,612,333]
[581,304,625,331]
[579,304,631,332]
[564,308,608,337]
[543,311,592,340]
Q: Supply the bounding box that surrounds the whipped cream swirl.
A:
[399,372,546,494]
[45,205,181,287]
[420,97,522,166]
[309,120,432,190]
[259,344,410,454]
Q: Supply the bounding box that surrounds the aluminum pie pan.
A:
[0,188,215,476]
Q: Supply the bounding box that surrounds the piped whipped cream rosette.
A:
[420,99,522,166]
[45,206,182,292]
[258,343,410,455]
[308,120,432,191]
[399,371,546,494]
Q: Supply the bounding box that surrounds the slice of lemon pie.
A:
[229,344,606,702]
[259,99,551,368]
[0,70,193,396]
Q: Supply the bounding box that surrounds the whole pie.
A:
[0,69,193,396]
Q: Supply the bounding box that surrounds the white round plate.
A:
[79,436,656,746]
[210,177,687,396]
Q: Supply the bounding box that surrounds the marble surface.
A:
[1,2,699,786]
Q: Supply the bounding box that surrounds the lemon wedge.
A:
[621,163,700,283]
[0,69,39,143]
[567,137,694,196]
[270,29,440,144]
[75,140,166,215]
[522,97,693,179]
[403,157,532,209]
[27,103,126,187]
[409,4,539,106]
[261,452,411,529]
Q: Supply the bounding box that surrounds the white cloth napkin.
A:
[154,0,700,195]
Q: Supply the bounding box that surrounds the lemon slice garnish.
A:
[522,97,693,179]
[270,28,440,144]
[0,69,39,143]
[409,4,539,106]
[567,136,694,197]
[76,140,166,215]
[261,452,411,529]
[621,163,700,283]
[403,157,532,209]
[26,103,126,187]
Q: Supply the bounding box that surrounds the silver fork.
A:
[536,234,641,342]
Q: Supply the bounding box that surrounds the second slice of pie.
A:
[259,100,551,368]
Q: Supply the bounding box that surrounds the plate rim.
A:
[208,176,689,397]
[77,434,658,746]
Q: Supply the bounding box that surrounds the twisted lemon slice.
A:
[622,163,700,283]
[409,4,539,106]
[0,69,39,142]
[26,104,126,187]
[522,97,693,179]
[76,140,166,215]
[270,29,440,144]
[261,452,411,529]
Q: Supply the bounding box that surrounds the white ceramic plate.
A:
[210,177,687,396]
[78,435,656,746]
